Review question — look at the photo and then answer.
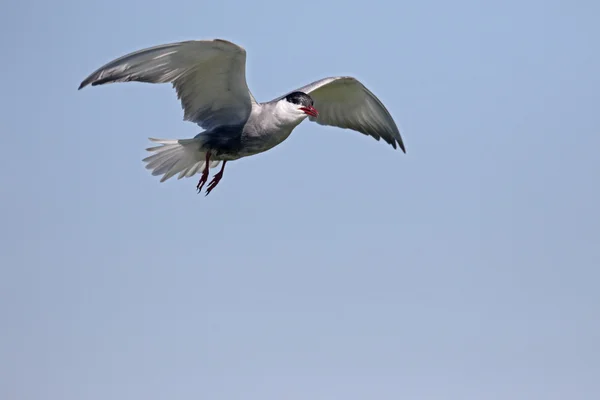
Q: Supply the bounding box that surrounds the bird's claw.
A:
[196,172,209,193]
[205,173,223,196]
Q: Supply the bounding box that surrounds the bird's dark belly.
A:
[198,124,281,160]
[198,125,244,159]
[202,133,243,156]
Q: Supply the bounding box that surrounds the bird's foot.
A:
[196,170,210,193]
[205,171,223,196]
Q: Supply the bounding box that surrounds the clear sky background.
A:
[1,0,599,399]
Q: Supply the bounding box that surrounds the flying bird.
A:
[79,39,405,195]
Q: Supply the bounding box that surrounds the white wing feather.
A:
[276,77,405,152]
[78,39,256,130]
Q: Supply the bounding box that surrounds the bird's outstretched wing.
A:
[79,39,256,130]
[276,77,405,152]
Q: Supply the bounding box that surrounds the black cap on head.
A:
[284,91,314,107]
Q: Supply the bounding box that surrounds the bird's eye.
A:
[286,92,307,106]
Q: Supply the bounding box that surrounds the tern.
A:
[79,39,406,195]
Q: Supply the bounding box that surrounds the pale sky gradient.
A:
[1,0,599,399]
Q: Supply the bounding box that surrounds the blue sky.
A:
[1,0,599,399]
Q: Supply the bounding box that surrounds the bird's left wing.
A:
[78,39,256,130]
[276,77,405,152]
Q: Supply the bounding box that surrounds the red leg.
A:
[205,161,227,196]
[196,151,212,193]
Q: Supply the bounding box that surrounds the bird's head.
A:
[282,91,319,119]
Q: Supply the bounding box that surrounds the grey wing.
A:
[78,39,257,130]
[277,77,405,152]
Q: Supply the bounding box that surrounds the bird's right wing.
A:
[276,76,405,152]
[79,39,256,130]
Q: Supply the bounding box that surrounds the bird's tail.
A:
[142,138,220,182]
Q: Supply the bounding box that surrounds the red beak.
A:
[300,106,319,117]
